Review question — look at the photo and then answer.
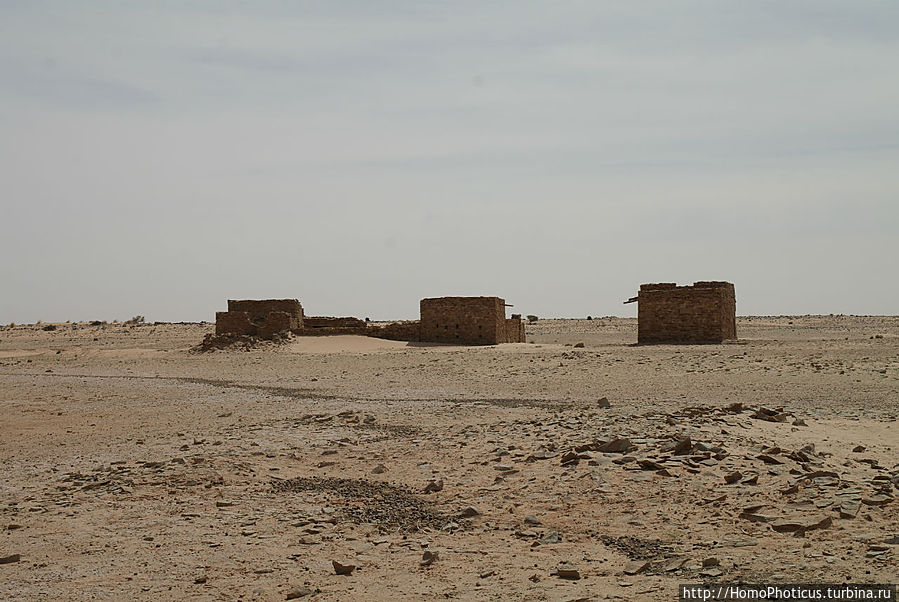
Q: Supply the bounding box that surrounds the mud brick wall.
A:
[215,311,256,336]
[303,317,366,329]
[637,281,736,344]
[228,299,304,326]
[420,297,508,345]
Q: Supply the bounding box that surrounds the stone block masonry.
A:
[420,297,524,345]
[228,299,304,326]
[215,299,304,339]
[303,317,367,329]
[213,296,526,344]
[506,314,525,344]
[631,282,736,344]
[215,311,255,337]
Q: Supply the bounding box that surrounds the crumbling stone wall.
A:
[505,314,525,343]
[228,299,304,326]
[215,299,304,339]
[367,321,421,342]
[213,296,525,345]
[215,311,255,336]
[635,282,736,344]
[258,311,295,339]
[303,317,366,329]
[420,297,523,345]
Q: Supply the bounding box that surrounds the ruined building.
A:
[625,282,736,344]
[420,296,525,345]
[213,295,526,344]
[215,299,304,339]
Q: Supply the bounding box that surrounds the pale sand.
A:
[0,316,896,601]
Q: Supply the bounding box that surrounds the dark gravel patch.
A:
[599,534,674,560]
[272,477,458,532]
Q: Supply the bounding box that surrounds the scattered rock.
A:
[662,437,693,455]
[702,557,720,567]
[862,494,892,507]
[597,438,634,453]
[663,557,688,571]
[560,451,580,466]
[772,515,832,533]
[539,531,562,545]
[623,560,650,575]
[724,471,743,484]
[597,397,611,409]
[459,506,481,518]
[574,342,585,348]
[839,500,860,518]
[0,554,21,565]
[555,562,581,580]
[332,560,356,575]
[423,480,443,494]
[757,454,784,465]
[524,515,541,526]
[286,587,313,599]
[420,550,438,566]
[371,464,388,475]
[852,445,866,453]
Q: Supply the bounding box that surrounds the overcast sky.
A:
[1,1,897,323]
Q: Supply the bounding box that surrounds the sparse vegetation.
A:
[126,315,145,325]
[42,325,57,331]
[526,315,538,323]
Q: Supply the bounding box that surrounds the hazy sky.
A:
[2,1,898,323]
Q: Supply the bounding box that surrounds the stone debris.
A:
[4,316,899,599]
[623,560,650,575]
[273,477,456,531]
[554,562,581,580]
[596,438,634,453]
[771,515,832,533]
[423,479,443,494]
[332,560,356,576]
[724,471,743,484]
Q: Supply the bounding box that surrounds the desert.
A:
[0,316,896,600]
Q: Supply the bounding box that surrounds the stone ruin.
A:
[213,296,526,345]
[215,299,304,340]
[625,281,736,344]
[420,296,525,344]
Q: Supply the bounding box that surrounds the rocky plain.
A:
[0,316,896,600]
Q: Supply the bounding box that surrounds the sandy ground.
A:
[0,317,897,601]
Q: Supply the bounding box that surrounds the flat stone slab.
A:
[772,514,832,533]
